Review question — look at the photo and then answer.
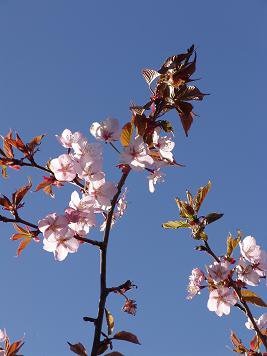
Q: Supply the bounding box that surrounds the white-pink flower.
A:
[245,313,267,330]
[90,118,120,142]
[38,213,69,240]
[152,128,175,162]
[239,236,261,264]
[43,229,79,261]
[236,258,260,286]
[50,154,79,182]
[207,287,237,317]
[147,169,165,193]
[187,268,206,300]
[254,250,267,277]
[89,179,117,210]
[56,129,83,148]
[120,136,154,171]
[0,329,7,343]
[207,260,230,284]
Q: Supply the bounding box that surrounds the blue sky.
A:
[0,0,266,355]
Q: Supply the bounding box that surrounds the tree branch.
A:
[90,169,130,356]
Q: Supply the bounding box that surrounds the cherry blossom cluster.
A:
[187,235,267,319]
[38,118,177,260]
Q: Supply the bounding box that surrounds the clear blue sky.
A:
[0,1,266,355]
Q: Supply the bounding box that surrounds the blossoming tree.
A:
[0,45,266,355]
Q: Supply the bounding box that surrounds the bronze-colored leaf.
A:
[14,133,26,152]
[17,238,31,256]
[240,290,267,307]
[13,178,32,206]
[162,220,190,229]
[11,233,29,241]
[28,134,46,153]
[230,331,247,354]
[205,212,223,225]
[67,342,88,356]
[105,308,115,336]
[3,130,14,159]
[96,341,109,355]
[193,181,211,213]
[13,224,28,234]
[35,179,51,192]
[133,114,147,137]
[120,122,133,147]
[176,102,194,137]
[226,232,241,257]
[186,190,194,207]
[6,338,24,356]
[43,185,55,198]
[0,196,12,210]
[113,331,141,345]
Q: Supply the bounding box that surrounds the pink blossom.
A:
[77,155,104,182]
[207,287,238,316]
[236,258,260,286]
[147,169,165,193]
[50,154,79,182]
[56,129,87,150]
[187,268,206,300]
[90,118,120,142]
[152,128,175,162]
[207,260,230,284]
[38,213,69,240]
[239,236,261,264]
[43,229,79,261]
[89,179,117,210]
[69,191,95,213]
[0,329,7,343]
[120,136,154,171]
[254,250,267,277]
[100,188,127,231]
[245,313,267,330]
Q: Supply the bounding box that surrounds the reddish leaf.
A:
[230,331,247,354]
[0,196,12,210]
[67,342,88,356]
[13,178,32,206]
[97,340,109,355]
[13,223,29,234]
[113,331,141,345]
[14,133,26,152]
[105,352,124,356]
[11,233,30,241]
[35,179,51,192]
[3,130,14,159]
[43,185,55,198]
[17,238,31,256]
[250,334,261,351]
[120,122,133,147]
[6,338,24,356]
[241,290,267,307]
[28,134,46,153]
[176,102,194,137]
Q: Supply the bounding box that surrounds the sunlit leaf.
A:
[17,238,31,256]
[105,308,114,336]
[142,68,160,88]
[193,181,211,213]
[240,290,267,307]
[162,220,190,229]
[120,122,133,147]
[6,337,24,356]
[230,331,247,354]
[226,232,241,257]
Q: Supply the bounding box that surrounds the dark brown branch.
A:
[90,170,130,356]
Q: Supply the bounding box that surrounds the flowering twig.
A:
[204,240,267,350]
